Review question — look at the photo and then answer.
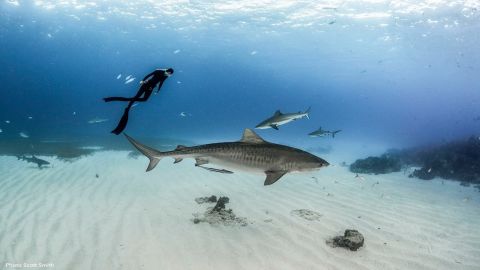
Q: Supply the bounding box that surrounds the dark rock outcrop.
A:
[406,137,480,183]
[195,195,217,204]
[327,229,364,251]
[192,196,247,226]
[349,136,480,188]
[350,154,402,174]
[409,167,435,180]
[211,196,229,212]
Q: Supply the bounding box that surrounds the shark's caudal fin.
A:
[332,130,342,138]
[124,133,164,171]
[305,106,311,119]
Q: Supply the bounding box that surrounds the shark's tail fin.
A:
[305,106,311,119]
[332,130,342,138]
[124,133,163,171]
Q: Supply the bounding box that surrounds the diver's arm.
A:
[142,71,156,82]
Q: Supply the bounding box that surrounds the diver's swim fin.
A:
[111,108,130,135]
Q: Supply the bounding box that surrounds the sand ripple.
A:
[1,153,479,269]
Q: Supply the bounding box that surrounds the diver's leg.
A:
[103,97,133,102]
[134,89,153,102]
[104,85,148,102]
[110,88,152,135]
[111,106,131,135]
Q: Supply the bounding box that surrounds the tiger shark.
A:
[255,107,310,130]
[125,128,328,185]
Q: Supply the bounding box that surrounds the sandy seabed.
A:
[0,152,479,270]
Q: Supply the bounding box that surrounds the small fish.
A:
[116,74,122,79]
[28,116,33,119]
[125,75,132,80]
[88,117,109,124]
[5,120,10,124]
[427,168,432,173]
[250,51,258,55]
[177,81,182,84]
[125,78,135,84]
[19,132,29,138]
[0,128,2,133]
[173,49,181,54]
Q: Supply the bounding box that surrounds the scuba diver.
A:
[104,68,174,135]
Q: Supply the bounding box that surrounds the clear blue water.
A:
[0,1,479,151]
[1,3,480,269]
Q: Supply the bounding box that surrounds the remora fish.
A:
[17,155,50,168]
[125,128,328,185]
[308,127,342,138]
[255,107,310,130]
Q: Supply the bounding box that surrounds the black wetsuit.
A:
[104,69,170,135]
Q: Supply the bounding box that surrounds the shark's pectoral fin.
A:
[264,170,288,185]
[198,165,233,174]
[174,158,183,164]
[271,124,279,130]
[195,158,209,166]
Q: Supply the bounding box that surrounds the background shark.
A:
[125,128,328,185]
[309,127,342,138]
[255,107,310,130]
[17,155,50,168]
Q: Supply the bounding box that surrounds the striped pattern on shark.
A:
[125,128,328,185]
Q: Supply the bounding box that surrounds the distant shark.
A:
[17,155,50,168]
[88,117,109,124]
[255,107,311,130]
[125,128,329,186]
[308,127,342,138]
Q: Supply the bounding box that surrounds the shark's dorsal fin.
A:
[240,129,266,144]
[274,110,282,116]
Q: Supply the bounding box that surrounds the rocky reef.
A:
[350,136,480,187]
[350,154,402,174]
